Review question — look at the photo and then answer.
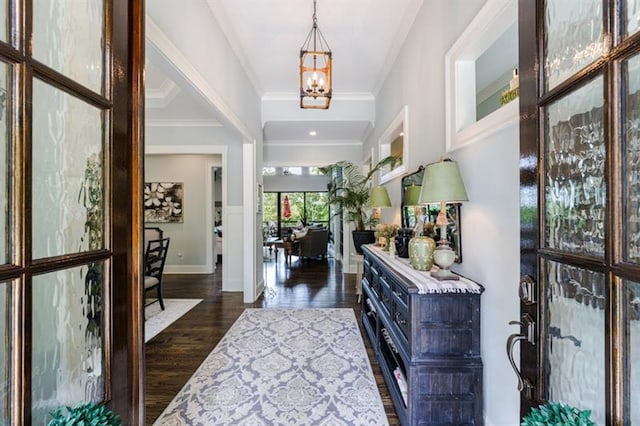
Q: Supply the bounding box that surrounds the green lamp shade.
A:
[369,186,392,208]
[404,185,422,206]
[419,159,469,203]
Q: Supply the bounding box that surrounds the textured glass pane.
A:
[628,280,640,424]
[544,0,603,91]
[31,263,105,425]
[0,282,9,424]
[0,61,8,264]
[32,0,104,93]
[32,79,104,259]
[625,55,640,264]
[0,0,6,42]
[545,77,605,257]
[544,260,605,424]
[628,0,640,37]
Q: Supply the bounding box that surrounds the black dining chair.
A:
[144,237,170,310]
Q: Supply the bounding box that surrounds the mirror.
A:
[379,105,408,184]
[401,167,463,262]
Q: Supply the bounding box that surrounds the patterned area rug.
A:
[153,308,388,425]
[145,298,202,343]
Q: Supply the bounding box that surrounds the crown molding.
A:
[264,139,363,147]
[146,119,223,128]
[146,78,180,109]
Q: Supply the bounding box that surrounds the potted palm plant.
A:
[321,156,399,254]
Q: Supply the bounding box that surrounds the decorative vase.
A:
[394,228,413,258]
[408,236,436,271]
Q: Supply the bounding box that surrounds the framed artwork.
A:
[144,182,184,223]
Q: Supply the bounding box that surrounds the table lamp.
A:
[419,159,468,280]
[404,185,423,235]
[369,185,392,220]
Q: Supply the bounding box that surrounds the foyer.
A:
[144,259,400,425]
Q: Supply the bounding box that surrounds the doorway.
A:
[515,1,640,423]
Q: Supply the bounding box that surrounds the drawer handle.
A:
[394,312,407,325]
[392,290,405,300]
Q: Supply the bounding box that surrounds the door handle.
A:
[519,275,536,305]
[506,314,535,399]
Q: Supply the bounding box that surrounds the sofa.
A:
[294,227,329,260]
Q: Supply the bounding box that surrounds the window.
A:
[282,167,302,175]
[262,192,330,238]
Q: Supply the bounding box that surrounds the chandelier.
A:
[299,0,332,109]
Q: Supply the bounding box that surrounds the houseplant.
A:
[48,401,121,425]
[321,156,399,254]
[521,402,594,426]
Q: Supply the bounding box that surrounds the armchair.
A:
[296,228,329,260]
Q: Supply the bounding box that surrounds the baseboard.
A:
[164,265,214,274]
[251,279,265,303]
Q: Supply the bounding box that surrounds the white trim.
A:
[146,119,223,128]
[164,265,214,274]
[450,99,519,152]
[146,145,228,155]
[146,17,256,144]
[378,105,409,184]
[264,140,363,147]
[444,0,518,153]
[243,143,257,303]
[146,78,180,109]
[373,0,424,96]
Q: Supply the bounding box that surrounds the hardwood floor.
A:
[144,253,399,425]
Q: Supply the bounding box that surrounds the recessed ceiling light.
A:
[309,131,317,136]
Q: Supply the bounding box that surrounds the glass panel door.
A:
[32,0,104,94]
[543,0,603,91]
[0,281,10,424]
[31,79,104,260]
[624,53,640,264]
[31,263,105,423]
[518,0,640,422]
[544,76,605,258]
[627,0,640,38]
[543,260,606,424]
[0,60,9,265]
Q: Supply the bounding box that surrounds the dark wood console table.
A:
[361,245,484,425]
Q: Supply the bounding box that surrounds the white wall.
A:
[263,175,328,193]
[263,143,363,167]
[367,1,522,424]
[145,154,221,273]
[146,0,264,297]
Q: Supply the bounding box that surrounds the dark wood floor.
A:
[145,253,399,425]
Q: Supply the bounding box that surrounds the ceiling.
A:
[145,0,424,147]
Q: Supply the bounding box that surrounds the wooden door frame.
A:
[110,0,145,423]
[517,0,539,417]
